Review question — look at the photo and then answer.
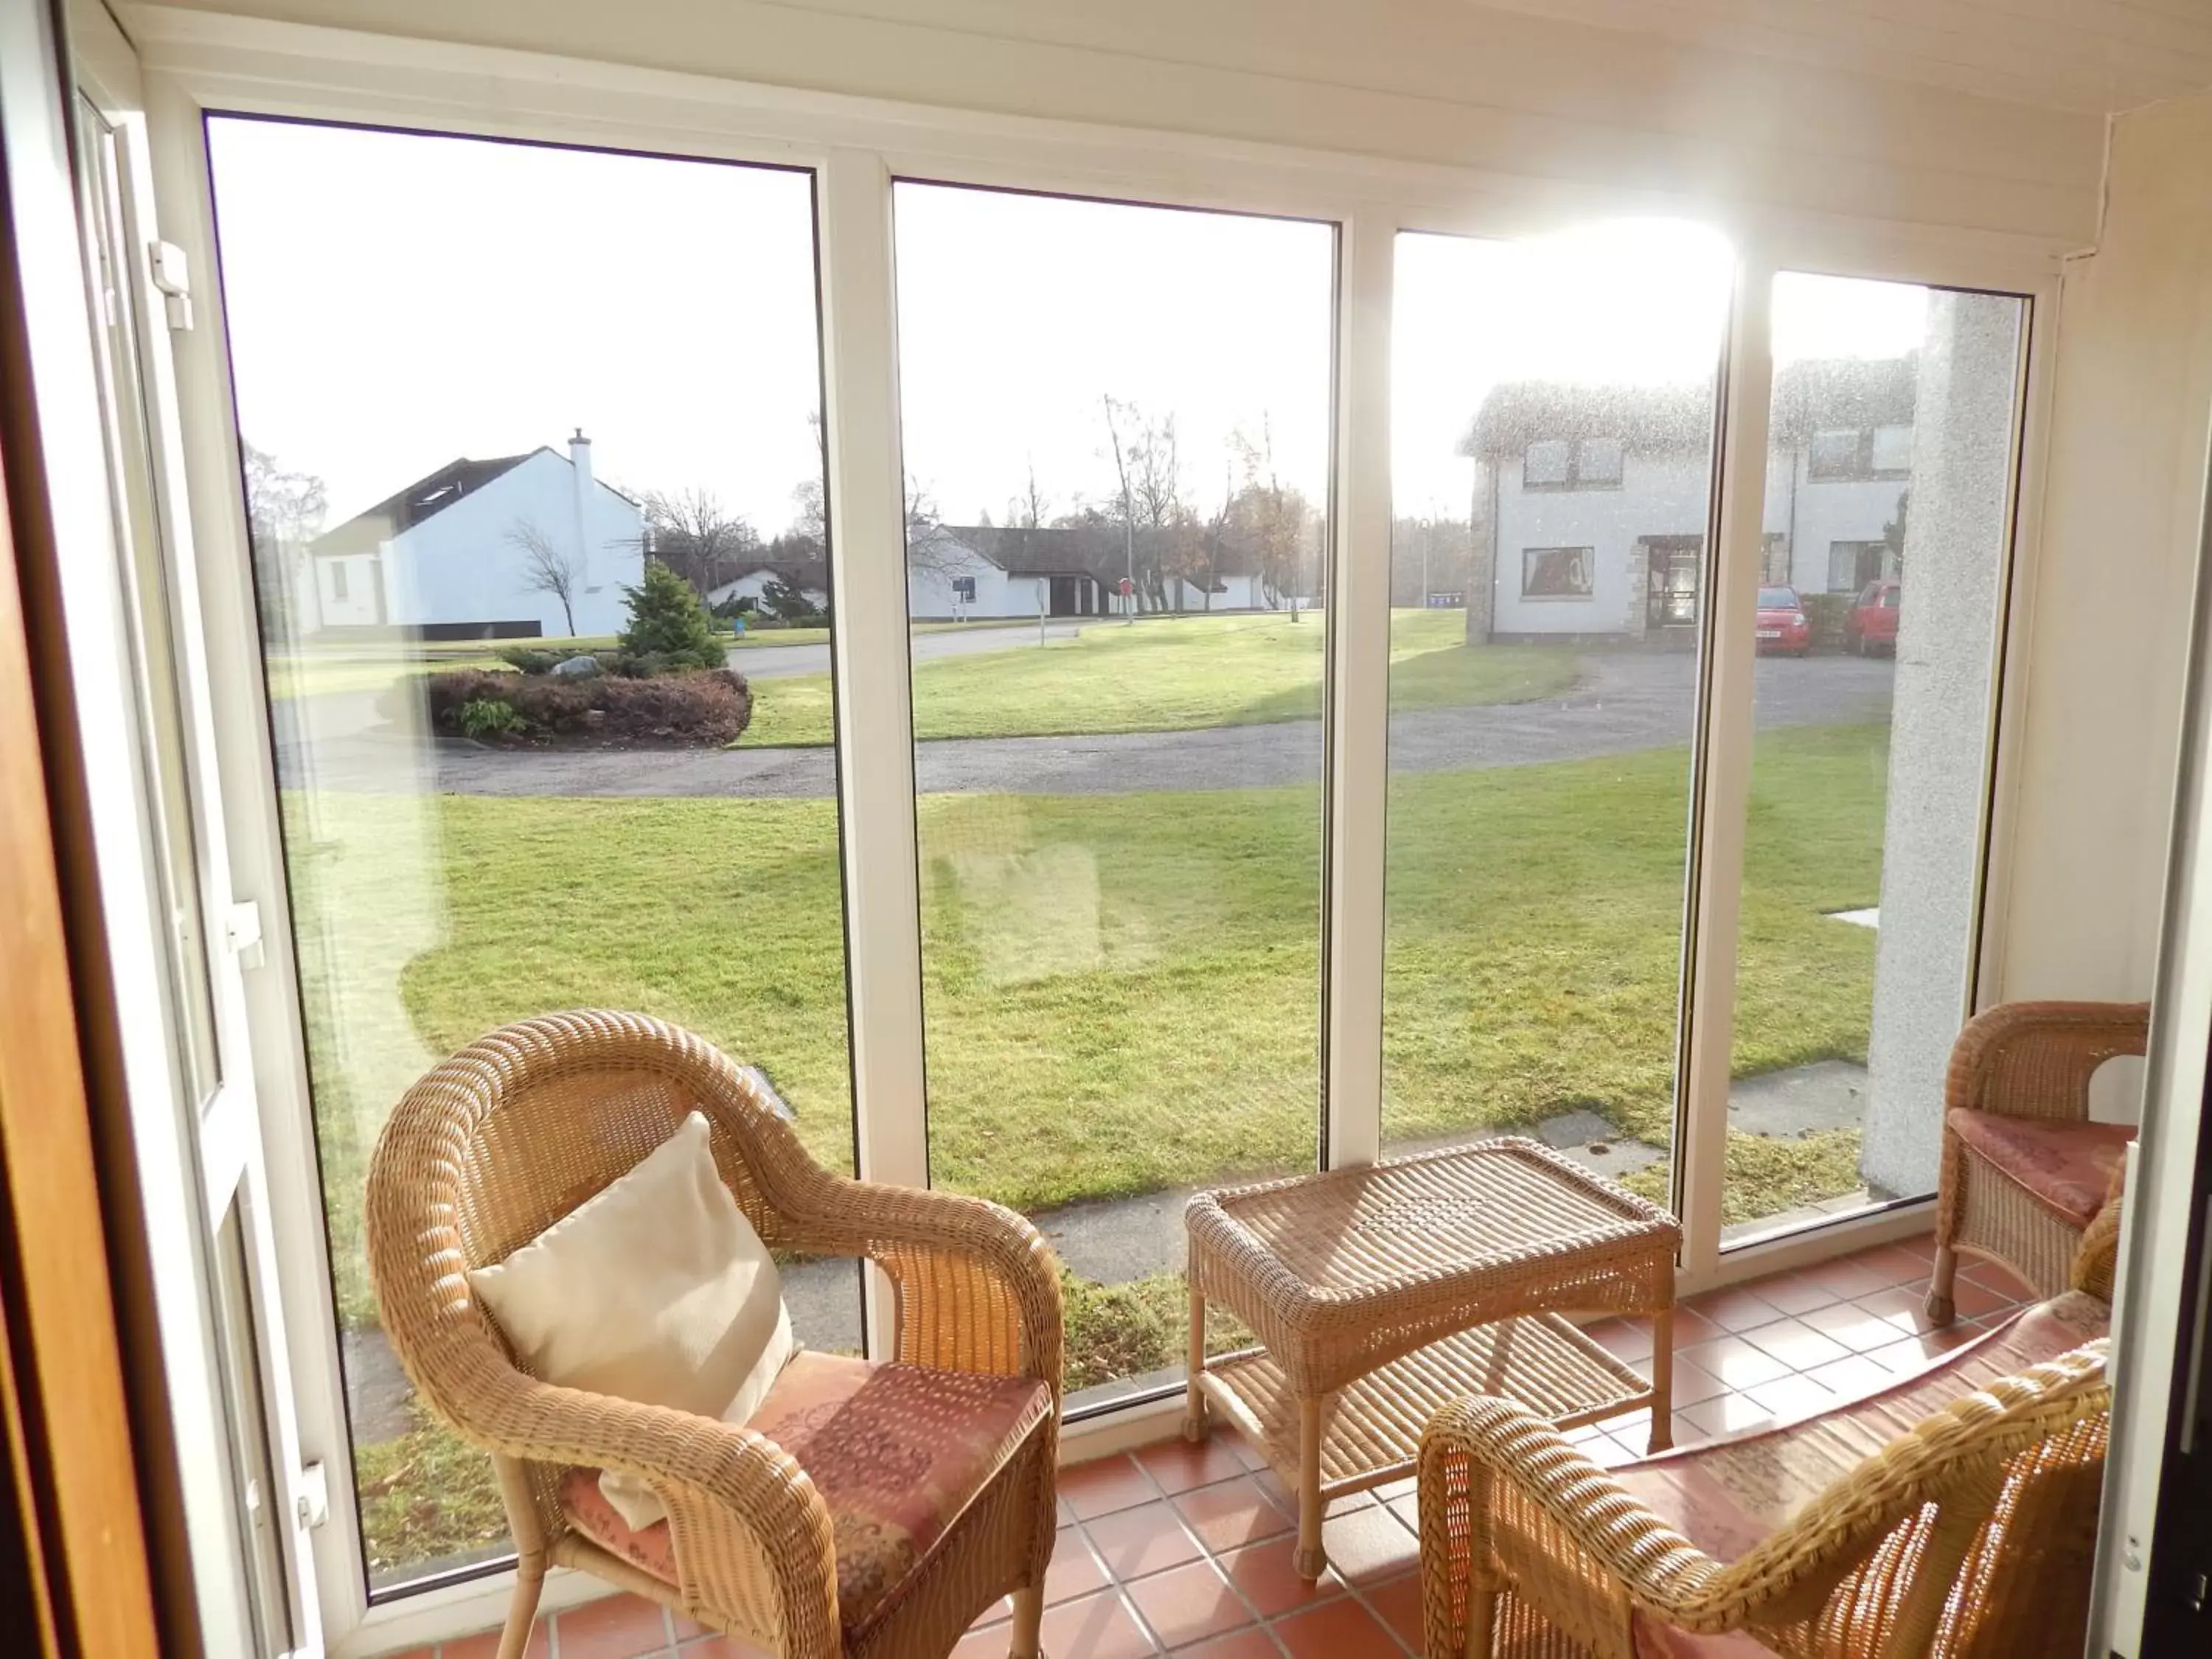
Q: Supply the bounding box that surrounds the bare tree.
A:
[904,475,965,576]
[241,440,327,636]
[635,487,761,597]
[1230,417,1318,613]
[509,517,582,635]
[1102,396,1140,619]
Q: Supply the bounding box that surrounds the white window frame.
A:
[116,10,2062,1650]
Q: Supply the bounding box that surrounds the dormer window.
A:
[1523,437,1624,490]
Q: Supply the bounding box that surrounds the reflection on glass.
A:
[892,182,1336,1410]
[1723,275,2025,1243]
[1381,224,1735,1211]
[207,116,852,1591]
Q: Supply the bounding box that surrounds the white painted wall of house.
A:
[709,568,831,611]
[1760,449,1911,596]
[908,542,1029,619]
[311,551,381,626]
[377,446,644,636]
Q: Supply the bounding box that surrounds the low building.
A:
[913,523,1267,620]
[1469,359,1916,644]
[301,431,645,639]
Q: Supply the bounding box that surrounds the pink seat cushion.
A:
[1614,1293,2110,1656]
[1949,1109,2135,1227]
[559,1351,1052,1635]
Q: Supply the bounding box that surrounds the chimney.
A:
[568,428,594,591]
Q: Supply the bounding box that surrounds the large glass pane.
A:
[1722,275,2025,1243]
[207,117,855,1593]
[891,182,1335,1410]
[1382,225,1734,1209]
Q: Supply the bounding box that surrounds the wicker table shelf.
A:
[1183,1139,1679,1579]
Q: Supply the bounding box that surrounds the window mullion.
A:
[1677,254,1775,1277]
[818,150,928,1349]
[1324,205,1393,1170]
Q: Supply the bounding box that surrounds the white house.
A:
[301,431,645,639]
[911,524,1267,620]
[1470,359,1916,642]
[706,561,831,614]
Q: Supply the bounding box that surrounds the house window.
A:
[1808,428,1863,479]
[1523,437,1624,490]
[951,575,976,602]
[1870,423,1914,473]
[1576,437,1624,487]
[1523,438,1570,487]
[1828,538,1885,592]
[327,560,348,602]
[1522,546,1594,599]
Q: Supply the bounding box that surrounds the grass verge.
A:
[741,609,1580,746]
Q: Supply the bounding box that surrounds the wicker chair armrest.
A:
[1420,1396,1721,1614]
[785,1178,1065,1394]
[1944,1001,2149,1124]
[459,1364,841,1656]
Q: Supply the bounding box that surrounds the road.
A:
[273,651,1894,799]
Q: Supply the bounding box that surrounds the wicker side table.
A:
[1183,1139,1678,1580]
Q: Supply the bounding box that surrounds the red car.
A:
[1846,580,1901,655]
[1755,585,1811,655]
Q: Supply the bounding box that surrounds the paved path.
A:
[276,651,1893,799]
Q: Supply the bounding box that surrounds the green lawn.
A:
[740,609,1581,746]
[298,718,1885,1582]
[263,635,621,700]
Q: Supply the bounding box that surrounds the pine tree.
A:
[619,559,724,670]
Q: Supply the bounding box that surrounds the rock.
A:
[552,654,603,678]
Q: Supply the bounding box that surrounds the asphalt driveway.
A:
[274,650,1893,799]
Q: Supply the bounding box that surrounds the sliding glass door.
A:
[891,183,1337,1411]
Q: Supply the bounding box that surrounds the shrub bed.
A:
[408,666,752,746]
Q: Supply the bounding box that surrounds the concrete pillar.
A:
[1860,291,2023,1196]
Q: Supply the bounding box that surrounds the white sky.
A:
[208,119,1935,541]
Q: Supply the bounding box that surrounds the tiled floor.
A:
[394,1237,2030,1659]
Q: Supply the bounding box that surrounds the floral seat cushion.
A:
[1615,1293,2111,1658]
[1949,1109,2136,1227]
[559,1351,1051,1637]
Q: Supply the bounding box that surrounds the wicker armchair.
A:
[364,1012,1064,1659]
[1926,999,2147,1324]
[1417,1298,2112,1659]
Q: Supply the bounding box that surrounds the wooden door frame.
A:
[0,1,167,1651]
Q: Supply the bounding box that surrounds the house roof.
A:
[1462,355,1919,461]
[310,442,641,559]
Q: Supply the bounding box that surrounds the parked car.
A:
[1847,580,1901,655]
[1755,585,1811,655]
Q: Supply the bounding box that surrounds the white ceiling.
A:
[1463,0,2212,114]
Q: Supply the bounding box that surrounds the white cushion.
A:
[467,1110,794,1529]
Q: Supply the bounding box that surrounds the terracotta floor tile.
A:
[1894,1236,1937,1264]
[1040,1590,1163,1659]
[1135,1437,1251,1496]
[1217,1537,1346,1618]
[1677,1335,1792,1391]
[1045,1535,1117,1605]
[1744,1374,1836,1421]
[1385,1494,1419,1534]
[554,1593,674,1659]
[389,1649,435,1659]
[1316,1505,1417,1586]
[675,1639,771,1658]
[1579,1432,1644,1468]
[1173,1477,1295,1555]
[1858,1283,1947,1334]
[1665,1307,1726,1348]
[1801,1298,1916,1351]
[1742,1271,1843,1317]
[1087,1501,1208,1581]
[1371,1475,1417,1503]
[1682,1286,1784,1334]
[955,1627,1017,1659]
[1947,1276,2023,1319]
[1272,1596,1402,1659]
[1666,1411,1715,1448]
[1680,1391,1777,1439]
[1804,1259,1892,1301]
[1665,1357,1729,1408]
[1064,1455,1166,1520]
[1587,1318,1654,1363]
[1124,1559,1254,1649]
[1803,1353,1893,1397]
[1362,1572,1425,1652]
[1961,1259,2034,1298]
[1737,1318,1853,1372]
[1864,1325,1977,1374]
[1176,1629,1285,1659]
[669,1607,714,1641]
[442,1621,551,1659]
